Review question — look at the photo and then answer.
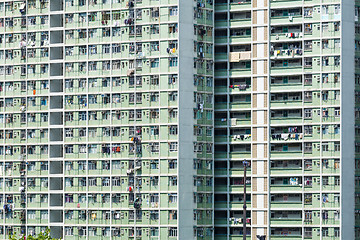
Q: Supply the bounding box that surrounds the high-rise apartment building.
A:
[0,0,358,239]
[214,0,355,240]
[0,0,214,239]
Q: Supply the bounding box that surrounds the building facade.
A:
[0,0,358,239]
[214,0,355,239]
[0,0,214,239]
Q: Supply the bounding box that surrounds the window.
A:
[88,178,97,186]
[304,109,312,119]
[65,145,73,154]
[304,57,312,67]
[151,75,159,85]
[28,194,36,203]
[322,23,329,32]
[102,177,110,187]
[136,93,142,103]
[151,228,159,237]
[304,126,313,135]
[322,143,329,152]
[322,228,329,237]
[28,210,36,219]
[169,159,177,169]
[79,112,87,121]
[88,161,97,170]
[169,210,177,220]
[335,108,340,117]
[79,128,86,137]
[151,59,159,68]
[65,227,73,236]
[334,142,340,151]
[169,109,178,119]
[78,161,87,170]
[169,142,178,152]
[305,143,312,153]
[168,75,177,85]
[169,57,178,67]
[169,23,178,33]
[334,5,340,14]
[65,128,73,138]
[169,92,178,101]
[79,144,87,153]
[169,176,177,186]
[304,228,312,238]
[27,162,36,171]
[334,56,340,66]
[40,162,48,171]
[169,194,177,203]
[65,178,73,187]
[150,160,159,169]
[335,176,340,186]
[169,126,178,135]
[150,143,159,153]
[112,177,121,186]
[41,211,49,220]
[305,211,312,221]
[169,7,178,16]
[169,227,177,237]
[206,127,212,136]
[136,110,142,120]
[102,44,110,54]
[322,176,329,185]
[112,43,121,53]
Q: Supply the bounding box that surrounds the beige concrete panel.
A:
[264,143,268,158]
[264,161,268,175]
[252,195,257,208]
[253,45,257,58]
[252,212,257,225]
[264,26,268,40]
[264,212,268,225]
[252,111,257,124]
[253,78,257,91]
[264,111,268,124]
[263,60,268,74]
[263,43,268,57]
[229,52,240,62]
[252,145,257,158]
[264,178,268,191]
[252,161,257,175]
[264,77,268,91]
[263,93,267,107]
[252,229,257,240]
[264,195,268,208]
[264,10,268,24]
[264,128,267,141]
[253,94,257,108]
[252,178,257,191]
[252,128,257,142]
[253,61,257,74]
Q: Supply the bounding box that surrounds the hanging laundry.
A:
[289,177,298,185]
[281,133,289,140]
